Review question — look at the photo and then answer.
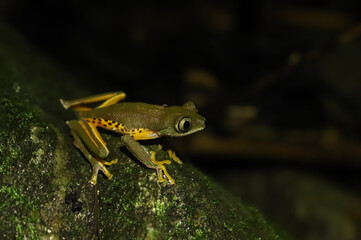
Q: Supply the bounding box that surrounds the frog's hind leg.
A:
[69,127,114,185]
[67,120,118,185]
[60,91,126,111]
[95,92,126,109]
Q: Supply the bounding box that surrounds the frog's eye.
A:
[176,117,192,133]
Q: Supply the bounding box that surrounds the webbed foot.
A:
[150,151,175,184]
[167,150,183,164]
[157,144,183,164]
[89,158,118,185]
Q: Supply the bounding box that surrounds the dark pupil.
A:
[182,120,191,131]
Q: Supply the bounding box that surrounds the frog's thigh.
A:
[96,92,126,109]
[67,120,109,159]
[60,91,125,109]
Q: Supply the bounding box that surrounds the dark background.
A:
[2,1,361,239]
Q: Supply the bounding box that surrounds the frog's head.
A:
[158,101,206,137]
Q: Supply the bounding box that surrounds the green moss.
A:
[0,20,289,240]
[224,222,234,232]
[191,228,208,240]
[0,186,40,240]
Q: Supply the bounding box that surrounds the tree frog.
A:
[60,91,205,185]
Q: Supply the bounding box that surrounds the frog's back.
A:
[78,102,166,129]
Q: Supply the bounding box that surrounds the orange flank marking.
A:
[85,118,159,140]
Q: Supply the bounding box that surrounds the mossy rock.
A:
[0,21,288,240]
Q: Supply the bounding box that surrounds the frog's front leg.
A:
[121,135,176,184]
[67,120,118,185]
[156,144,183,164]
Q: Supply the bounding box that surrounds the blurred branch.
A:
[244,21,361,97]
[189,133,361,165]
